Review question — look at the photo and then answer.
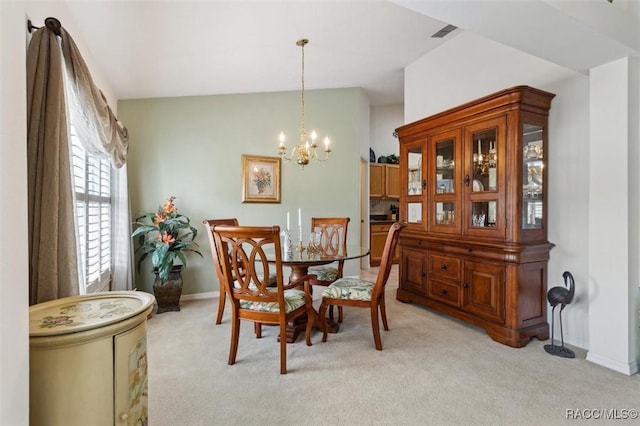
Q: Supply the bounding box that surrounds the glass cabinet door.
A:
[471,128,498,194]
[431,130,461,232]
[522,123,544,229]
[408,146,423,197]
[404,143,423,225]
[464,117,506,238]
[469,127,498,228]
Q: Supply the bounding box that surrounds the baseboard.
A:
[586,351,639,376]
[181,291,218,301]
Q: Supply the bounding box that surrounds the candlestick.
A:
[286,211,290,231]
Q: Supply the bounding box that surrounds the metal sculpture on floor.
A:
[544,271,576,358]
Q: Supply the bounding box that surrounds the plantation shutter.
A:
[71,126,112,294]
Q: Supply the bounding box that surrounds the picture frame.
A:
[241,154,281,203]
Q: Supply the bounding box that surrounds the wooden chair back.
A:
[371,222,406,300]
[213,225,285,305]
[311,217,350,256]
[202,218,239,324]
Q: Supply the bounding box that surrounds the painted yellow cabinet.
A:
[29,291,155,426]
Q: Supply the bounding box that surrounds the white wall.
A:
[404,31,591,350]
[370,104,403,159]
[1,3,29,425]
[587,57,639,374]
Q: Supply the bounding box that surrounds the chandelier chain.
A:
[300,41,305,141]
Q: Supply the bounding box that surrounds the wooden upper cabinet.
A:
[385,165,400,198]
[370,163,399,199]
[370,163,384,198]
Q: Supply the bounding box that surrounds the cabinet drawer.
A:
[428,254,461,281]
[370,223,391,233]
[428,279,460,306]
[401,238,427,249]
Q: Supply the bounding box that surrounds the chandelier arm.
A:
[281,145,297,162]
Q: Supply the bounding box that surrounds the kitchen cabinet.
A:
[29,291,155,426]
[395,86,555,348]
[370,163,400,199]
[370,222,400,266]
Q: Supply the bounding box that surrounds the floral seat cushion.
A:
[308,265,338,282]
[239,289,306,313]
[321,278,374,301]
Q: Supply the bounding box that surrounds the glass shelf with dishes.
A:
[522,124,544,229]
[407,147,423,197]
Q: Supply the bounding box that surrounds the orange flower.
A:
[162,196,178,214]
[157,232,175,245]
[153,212,167,226]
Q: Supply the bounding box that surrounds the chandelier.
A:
[278,39,331,168]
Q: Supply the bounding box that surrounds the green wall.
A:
[119,87,369,295]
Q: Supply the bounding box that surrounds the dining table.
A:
[267,244,370,343]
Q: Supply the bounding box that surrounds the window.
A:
[70,127,112,294]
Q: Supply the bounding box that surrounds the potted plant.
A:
[131,196,202,313]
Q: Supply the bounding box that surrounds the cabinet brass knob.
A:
[421,271,426,277]
[440,264,448,270]
[462,283,469,288]
[440,288,447,294]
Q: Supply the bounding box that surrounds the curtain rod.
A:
[27,17,62,37]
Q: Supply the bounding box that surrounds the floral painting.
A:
[242,154,281,203]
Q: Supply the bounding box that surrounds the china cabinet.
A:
[395,86,555,347]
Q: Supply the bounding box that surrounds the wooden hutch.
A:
[395,86,555,348]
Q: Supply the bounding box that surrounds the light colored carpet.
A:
[146,266,640,425]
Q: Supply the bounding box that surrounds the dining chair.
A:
[212,224,316,374]
[308,217,350,323]
[318,222,407,350]
[203,218,278,325]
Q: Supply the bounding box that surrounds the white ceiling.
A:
[27,0,640,106]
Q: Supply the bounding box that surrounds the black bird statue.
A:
[544,271,576,358]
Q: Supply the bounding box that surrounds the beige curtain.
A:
[26,27,79,304]
[26,21,131,304]
[60,27,128,168]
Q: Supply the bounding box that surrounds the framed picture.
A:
[241,154,281,203]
